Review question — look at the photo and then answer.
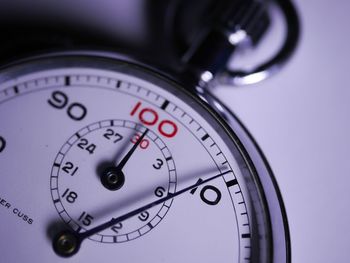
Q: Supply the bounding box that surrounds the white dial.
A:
[0,54,280,262]
[51,120,177,243]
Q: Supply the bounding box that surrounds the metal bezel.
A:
[0,51,290,263]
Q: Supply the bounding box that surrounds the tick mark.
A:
[226,179,238,187]
[201,134,209,141]
[76,226,82,233]
[160,100,169,110]
[65,76,70,86]
[242,233,251,239]
[13,86,19,94]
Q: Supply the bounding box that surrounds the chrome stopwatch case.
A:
[0,0,300,262]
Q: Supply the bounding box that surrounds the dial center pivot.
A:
[101,167,125,191]
[53,231,80,257]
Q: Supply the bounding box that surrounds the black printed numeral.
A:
[154,186,166,198]
[111,222,123,233]
[77,138,96,154]
[190,178,222,206]
[138,211,150,222]
[103,129,123,143]
[48,90,87,121]
[62,162,79,176]
[61,188,78,204]
[152,158,164,170]
[0,136,6,153]
[78,212,94,226]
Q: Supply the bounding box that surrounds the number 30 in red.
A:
[130,102,178,138]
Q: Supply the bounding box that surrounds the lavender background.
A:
[0,0,349,262]
[218,1,350,262]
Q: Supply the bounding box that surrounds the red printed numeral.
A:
[130,102,178,138]
[130,133,150,149]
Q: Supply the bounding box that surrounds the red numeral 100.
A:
[130,102,178,138]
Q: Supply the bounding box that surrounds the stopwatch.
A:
[0,0,299,262]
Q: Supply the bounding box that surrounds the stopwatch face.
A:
[0,54,284,262]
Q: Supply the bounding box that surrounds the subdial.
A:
[50,120,177,243]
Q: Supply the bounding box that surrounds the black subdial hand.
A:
[100,128,149,191]
[116,128,149,170]
[53,169,232,257]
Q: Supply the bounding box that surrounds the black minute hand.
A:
[52,169,232,257]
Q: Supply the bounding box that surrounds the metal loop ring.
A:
[217,0,300,86]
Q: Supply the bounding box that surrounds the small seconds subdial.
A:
[50,120,177,243]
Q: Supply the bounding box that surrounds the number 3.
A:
[152,158,164,170]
